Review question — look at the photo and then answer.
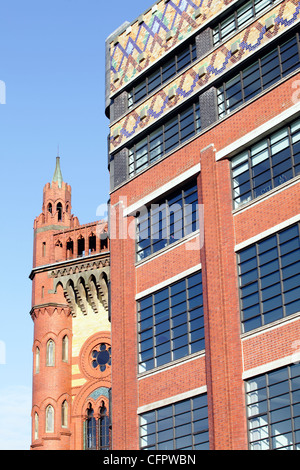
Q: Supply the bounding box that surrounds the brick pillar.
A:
[84,229,88,257]
[96,228,101,253]
[198,144,247,450]
[74,234,78,258]
[110,200,138,449]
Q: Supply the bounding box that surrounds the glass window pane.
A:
[135,80,147,102]
[254,0,272,14]
[263,307,283,324]
[245,364,300,450]
[220,14,236,40]
[237,1,253,27]
[162,58,176,82]
[148,69,161,94]
[259,246,278,265]
[177,48,191,73]
[232,150,248,169]
[251,140,269,167]
[139,271,202,372]
[150,127,163,162]
[279,225,299,244]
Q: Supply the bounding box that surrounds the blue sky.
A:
[0,0,151,450]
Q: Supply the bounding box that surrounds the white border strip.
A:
[137,386,207,414]
[138,351,205,380]
[235,214,300,252]
[241,311,300,341]
[136,230,200,268]
[233,176,300,216]
[242,353,300,380]
[135,263,202,300]
[216,102,300,161]
[123,163,200,217]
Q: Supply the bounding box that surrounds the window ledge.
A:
[241,310,300,340]
[232,174,300,215]
[135,229,200,268]
[137,349,205,380]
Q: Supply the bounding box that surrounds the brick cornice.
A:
[29,251,110,280]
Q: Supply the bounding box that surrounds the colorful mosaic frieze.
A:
[110,0,237,96]
[110,0,300,152]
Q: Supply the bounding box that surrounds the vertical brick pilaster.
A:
[199,144,247,450]
[110,201,139,449]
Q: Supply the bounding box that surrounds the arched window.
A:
[99,402,110,450]
[62,335,68,363]
[100,231,108,250]
[47,203,52,214]
[61,401,68,428]
[46,405,54,433]
[34,412,39,440]
[86,403,96,450]
[78,236,85,257]
[66,239,74,259]
[35,347,40,374]
[89,234,96,254]
[84,401,110,450]
[46,339,55,366]
[57,202,62,221]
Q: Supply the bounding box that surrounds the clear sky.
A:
[0,0,152,450]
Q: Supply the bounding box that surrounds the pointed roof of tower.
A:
[52,156,63,188]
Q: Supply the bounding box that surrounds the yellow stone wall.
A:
[71,303,111,389]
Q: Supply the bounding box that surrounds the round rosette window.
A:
[91,344,111,372]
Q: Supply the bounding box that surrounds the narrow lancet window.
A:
[86,403,96,450]
[34,412,39,440]
[46,405,54,433]
[46,339,55,366]
[35,347,40,374]
[62,401,68,428]
[62,335,68,363]
[57,202,62,221]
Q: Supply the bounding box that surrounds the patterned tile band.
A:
[110,0,235,95]
[110,0,300,152]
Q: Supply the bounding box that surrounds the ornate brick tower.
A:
[30,157,111,450]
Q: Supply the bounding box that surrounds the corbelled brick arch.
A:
[51,264,110,316]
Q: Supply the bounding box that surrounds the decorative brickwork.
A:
[109,0,236,94]
[110,0,300,151]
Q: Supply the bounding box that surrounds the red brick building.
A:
[106,0,300,450]
[29,157,111,450]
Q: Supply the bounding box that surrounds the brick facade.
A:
[29,0,300,452]
[107,0,300,451]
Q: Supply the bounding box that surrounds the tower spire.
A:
[52,155,63,188]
